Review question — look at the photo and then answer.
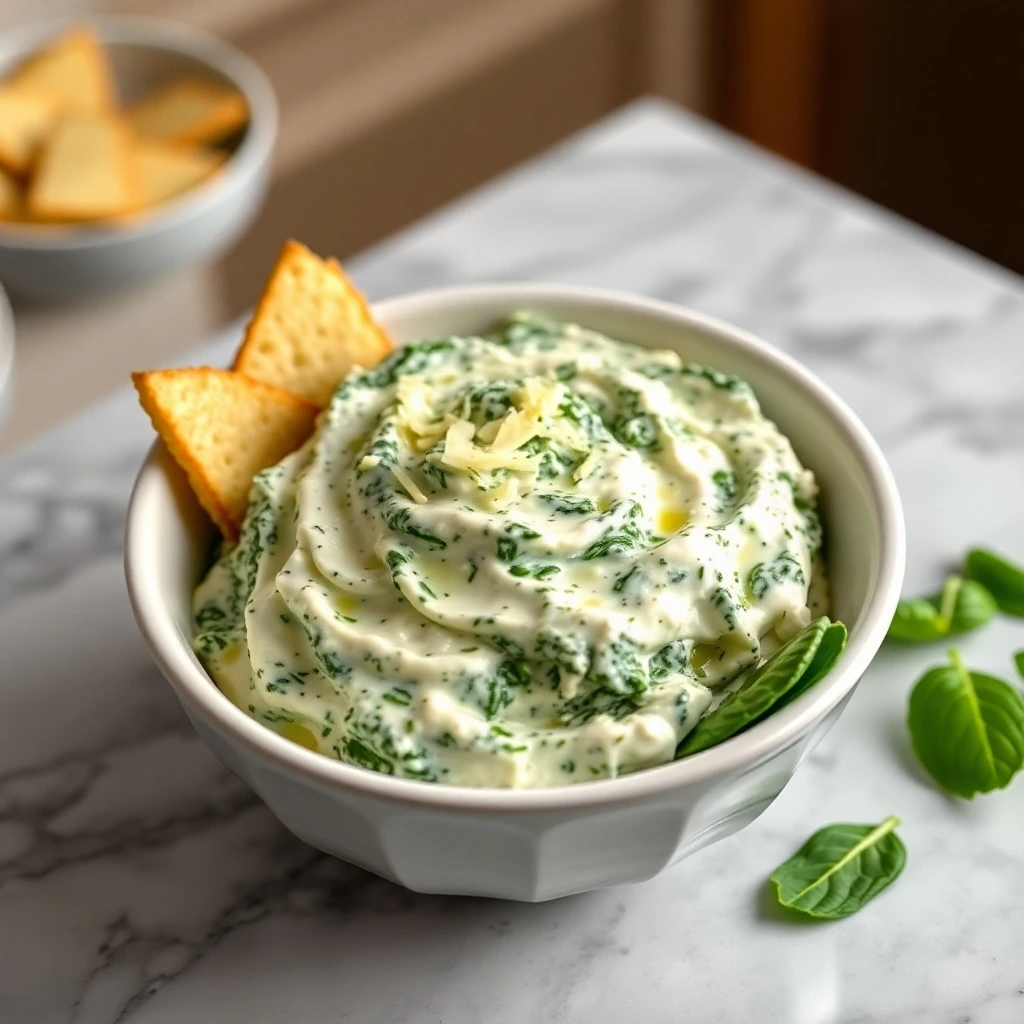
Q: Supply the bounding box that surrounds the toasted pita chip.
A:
[0,87,62,175]
[0,164,23,221]
[233,240,391,406]
[127,78,248,147]
[135,140,225,207]
[10,27,116,115]
[133,368,319,540]
[27,113,137,221]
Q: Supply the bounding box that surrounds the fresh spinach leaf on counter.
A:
[1015,650,1024,681]
[907,648,1024,799]
[965,548,1024,617]
[769,817,906,920]
[887,576,996,643]
[676,617,832,757]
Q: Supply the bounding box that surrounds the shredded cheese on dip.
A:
[193,313,826,788]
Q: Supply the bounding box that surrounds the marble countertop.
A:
[3,98,1024,1023]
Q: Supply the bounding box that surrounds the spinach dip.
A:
[193,314,825,788]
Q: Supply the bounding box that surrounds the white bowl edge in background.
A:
[0,282,14,435]
[0,16,278,300]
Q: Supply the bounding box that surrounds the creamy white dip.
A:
[193,314,825,787]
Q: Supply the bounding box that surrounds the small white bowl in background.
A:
[0,16,277,300]
[0,281,13,432]
[125,286,906,901]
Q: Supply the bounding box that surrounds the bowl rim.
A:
[125,283,906,812]
[0,14,277,252]
[0,281,14,429]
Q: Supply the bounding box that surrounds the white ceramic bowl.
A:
[0,281,13,433]
[125,286,905,901]
[0,17,277,299]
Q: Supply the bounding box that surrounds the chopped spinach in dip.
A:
[193,314,826,787]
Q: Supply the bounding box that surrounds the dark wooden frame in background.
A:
[714,0,827,170]
[714,0,1023,274]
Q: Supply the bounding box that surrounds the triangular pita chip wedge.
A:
[233,240,391,406]
[135,140,225,206]
[0,165,23,221]
[127,78,248,146]
[132,367,319,540]
[10,27,116,115]
[27,113,138,221]
[0,87,62,174]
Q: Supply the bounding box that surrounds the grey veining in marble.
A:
[2,99,1024,1023]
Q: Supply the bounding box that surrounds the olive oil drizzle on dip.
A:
[193,314,825,788]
